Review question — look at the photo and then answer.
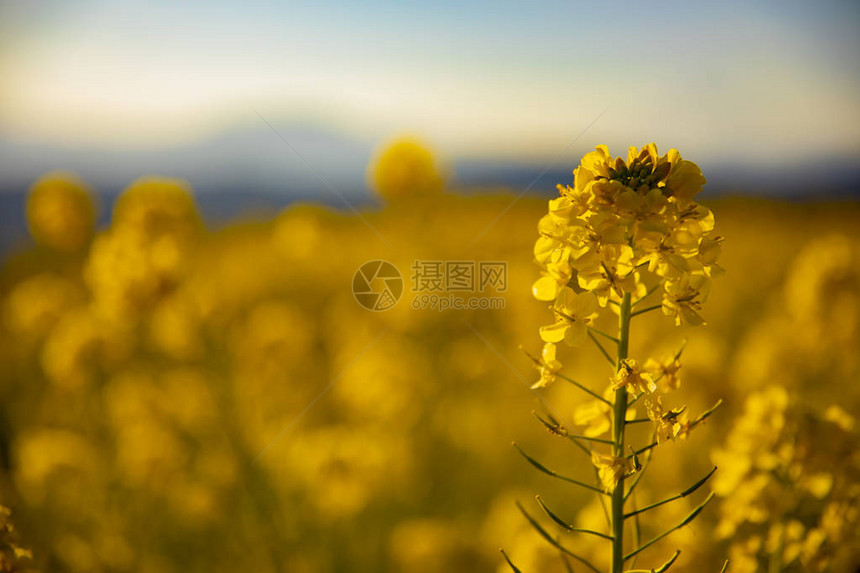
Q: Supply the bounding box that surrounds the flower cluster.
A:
[517,145,724,573]
[85,177,201,321]
[26,171,96,253]
[528,144,721,456]
[533,143,721,325]
[712,387,860,572]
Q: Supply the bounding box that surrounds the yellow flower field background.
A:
[0,144,858,572]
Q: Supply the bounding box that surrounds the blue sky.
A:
[1,0,859,167]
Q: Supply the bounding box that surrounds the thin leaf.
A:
[628,392,644,407]
[630,400,724,458]
[673,339,687,361]
[696,399,723,424]
[587,325,620,343]
[624,467,717,519]
[654,549,681,572]
[561,554,575,573]
[630,304,662,318]
[535,496,613,541]
[556,372,613,406]
[587,330,617,368]
[516,502,601,573]
[625,549,682,573]
[533,411,591,456]
[500,549,523,573]
[534,411,614,445]
[632,282,661,307]
[528,412,611,523]
[624,493,715,561]
[512,443,608,495]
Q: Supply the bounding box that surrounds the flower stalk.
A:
[611,292,631,572]
[509,143,726,572]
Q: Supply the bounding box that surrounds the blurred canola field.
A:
[0,140,859,572]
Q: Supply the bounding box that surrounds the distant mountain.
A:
[0,122,376,199]
[2,123,859,254]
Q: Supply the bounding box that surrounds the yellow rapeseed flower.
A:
[611,358,656,395]
[532,143,720,322]
[644,354,682,391]
[538,287,597,346]
[591,451,635,493]
[367,137,445,201]
[27,171,97,252]
[523,343,562,389]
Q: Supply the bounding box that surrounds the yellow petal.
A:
[564,322,588,346]
[539,322,568,343]
[532,275,560,301]
[541,342,557,363]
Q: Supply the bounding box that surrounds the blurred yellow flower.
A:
[367,136,445,200]
[41,308,131,388]
[712,387,860,571]
[573,387,638,436]
[644,353,682,391]
[112,176,200,237]
[27,171,97,252]
[3,273,82,337]
[85,178,201,321]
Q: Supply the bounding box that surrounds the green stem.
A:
[611,293,632,573]
[588,325,620,344]
[630,303,662,318]
[587,330,617,368]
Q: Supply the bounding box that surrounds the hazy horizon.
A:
[2,0,859,169]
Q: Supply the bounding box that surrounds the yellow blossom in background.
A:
[40,308,131,388]
[573,387,638,437]
[573,398,612,437]
[3,273,82,338]
[112,177,200,237]
[85,177,201,321]
[712,387,860,572]
[367,136,446,200]
[389,518,485,573]
[26,171,97,252]
[644,353,682,391]
[14,429,100,505]
[3,157,860,572]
